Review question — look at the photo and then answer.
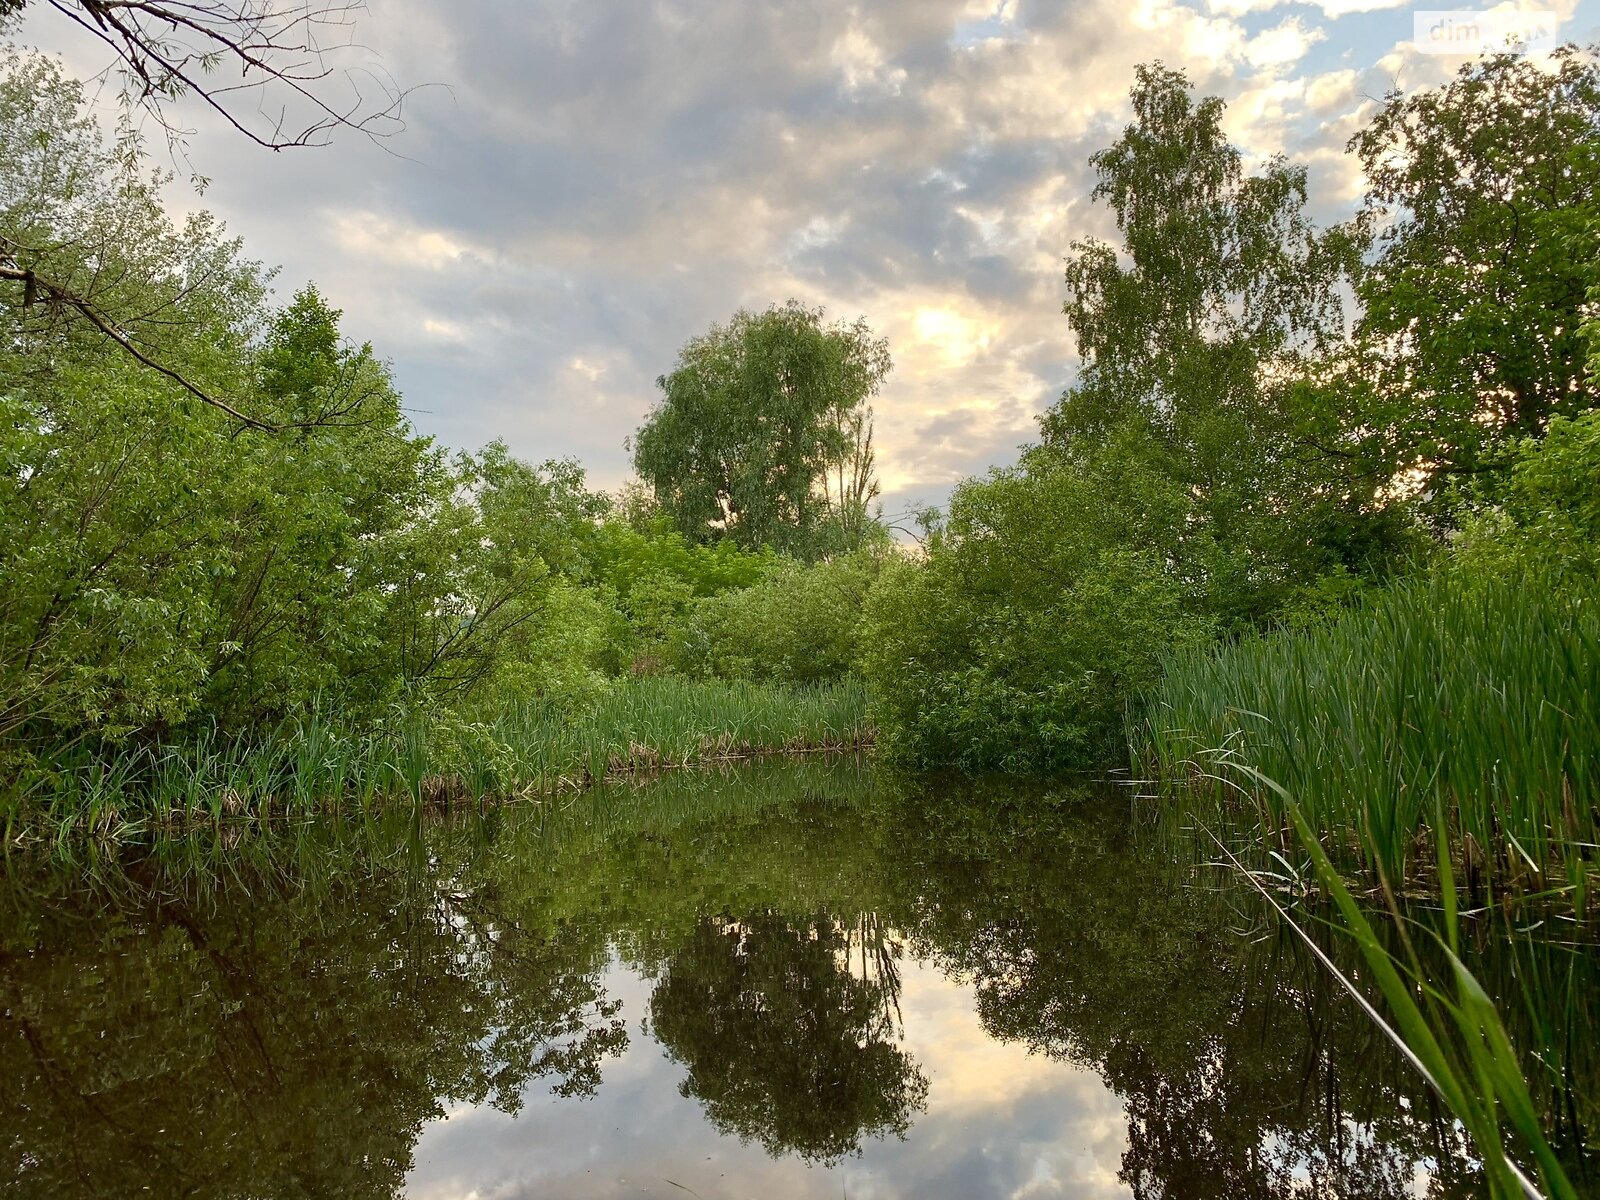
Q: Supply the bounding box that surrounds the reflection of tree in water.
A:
[648,911,928,1163]
[6,768,1591,1200]
[878,783,1497,1200]
[0,851,628,1199]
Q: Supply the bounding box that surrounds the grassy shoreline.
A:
[1130,572,1600,910]
[3,677,873,845]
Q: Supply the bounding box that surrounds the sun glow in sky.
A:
[913,306,994,366]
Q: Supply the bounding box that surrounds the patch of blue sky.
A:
[1255,0,1600,83]
[950,3,1021,50]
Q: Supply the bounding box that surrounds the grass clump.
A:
[2,677,872,845]
[1133,569,1600,906]
[1218,766,1583,1199]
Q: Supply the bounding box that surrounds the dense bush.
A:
[584,516,776,673]
[859,454,1212,771]
[682,550,885,684]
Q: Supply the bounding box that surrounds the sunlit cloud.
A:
[1246,17,1326,68]
[911,306,994,366]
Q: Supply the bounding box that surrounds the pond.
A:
[2,760,1594,1198]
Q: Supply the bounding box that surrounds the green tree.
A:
[0,50,273,741]
[200,287,451,723]
[632,301,890,559]
[1455,407,1600,582]
[1337,46,1600,513]
[375,442,613,706]
[581,515,775,673]
[1045,61,1378,625]
[0,50,610,756]
[861,63,1382,769]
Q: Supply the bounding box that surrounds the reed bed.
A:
[1132,571,1600,906]
[2,677,874,844]
[1238,776,1585,1199]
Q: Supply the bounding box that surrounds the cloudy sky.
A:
[18,0,1599,520]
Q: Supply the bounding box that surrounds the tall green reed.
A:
[1214,764,1581,1200]
[2,677,874,842]
[1133,571,1599,904]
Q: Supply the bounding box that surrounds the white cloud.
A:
[1316,0,1411,16]
[331,212,478,272]
[1247,17,1327,69]
[1207,0,1291,16]
[1305,67,1361,113]
[832,20,910,96]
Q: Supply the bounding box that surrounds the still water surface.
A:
[2,761,1594,1198]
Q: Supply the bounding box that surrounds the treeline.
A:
[5,40,1598,845]
[0,49,882,801]
[859,51,1600,774]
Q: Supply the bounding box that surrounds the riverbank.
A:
[2,677,873,845]
[1130,571,1600,912]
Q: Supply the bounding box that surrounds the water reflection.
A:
[649,912,926,1161]
[0,760,1592,1198]
[1,837,626,1197]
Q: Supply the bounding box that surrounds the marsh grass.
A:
[2,677,873,844]
[9,753,879,907]
[1215,766,1584,1200]
[1132,571,1600,906]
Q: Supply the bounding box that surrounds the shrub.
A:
[683,550,884,684]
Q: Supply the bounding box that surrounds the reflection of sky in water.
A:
[406,953,1131,1200]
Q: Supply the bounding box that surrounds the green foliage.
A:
[0,267,599,745]
[1230,770,1581,1199]
[682,548,886,684]
[860,64,1384,771]
[1336,47,1600,513]
[1047,63,1393,628]
[1,51,269,739]
[1133,568,1600,907]
[0,50,620,772]
[861,443,1213,770]
[863,53,1600,774]
[1456,407,1600,581]
[383,440,611,705]
[584,515,776,672]
[3,677,875,835]
[589,514,776,599]
[633,300,890,559]
[198,287,453,724]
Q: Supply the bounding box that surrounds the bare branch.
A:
[3,239,385,432]
[36,2,408,155]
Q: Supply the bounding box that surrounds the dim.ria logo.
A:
[1412,9,1560,54]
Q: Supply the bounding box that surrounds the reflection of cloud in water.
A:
[405,954,1132,1199]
